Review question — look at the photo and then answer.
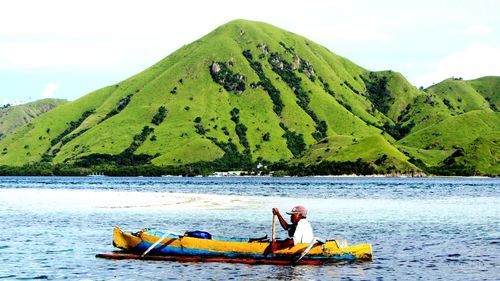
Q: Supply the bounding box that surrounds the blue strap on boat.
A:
[184,231,212,239]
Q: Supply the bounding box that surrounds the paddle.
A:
[271,214,276,257]
[293,237,325,265]
[141,230,183,257]
[141,234,168,257]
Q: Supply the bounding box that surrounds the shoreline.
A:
[0,174,496,179]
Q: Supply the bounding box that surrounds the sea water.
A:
[0,176,498,280]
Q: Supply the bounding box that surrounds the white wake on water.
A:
[1,188,497,225]
[0,188,268,211]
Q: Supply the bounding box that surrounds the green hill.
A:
[467,76,500,111]
[399,110,500,149]
[425,78,491,114]
[0,99,67,140]
[0,20,498,176]
[297,134,418,174]
[398,110,499,175]
[459,133,500,175]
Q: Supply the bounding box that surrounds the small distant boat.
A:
[96,227,372,265]
[87,172,106,177]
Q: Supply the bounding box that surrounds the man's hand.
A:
[271,240,279,252]
[272,208,279,215]
[272,239,294,252]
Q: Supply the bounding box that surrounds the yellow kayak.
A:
[101,227,372,265]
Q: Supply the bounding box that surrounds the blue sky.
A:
[1,0,499,106]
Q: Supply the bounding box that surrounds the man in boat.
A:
[272,205,314,248]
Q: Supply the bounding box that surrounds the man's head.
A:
[286,205,308,224]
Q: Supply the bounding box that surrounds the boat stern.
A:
[113,226,142,250]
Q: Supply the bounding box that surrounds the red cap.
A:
[286,205,308,217]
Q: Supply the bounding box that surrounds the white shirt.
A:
[292,219,314,245]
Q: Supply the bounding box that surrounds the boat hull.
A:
[109,227,372,265]
[97,252,354,265]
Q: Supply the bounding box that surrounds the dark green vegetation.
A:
[268,51,328,141]
[0,20,498,176]
[210,62,246,94]
[229,107,250,152]
[51,109,95,146]
[99,94,133,123]
[151,106,168,125]
[242,49,284,115]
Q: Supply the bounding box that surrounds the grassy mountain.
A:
[0,99,67,140]
[397,110,499,174]
[0,20,498,176]
[297,134,417,173]
[399,110,499,149]
[467,76,500,111]
[425,78,491,114]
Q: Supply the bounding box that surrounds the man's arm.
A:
[272,208,289,231]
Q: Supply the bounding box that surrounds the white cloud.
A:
[0,40,155,71]
[41,83,60,99]
[328,17,391,41]
[1,0,500,102]
[463,25,492,36]
[0,0,392,72]
[414,43,500,87]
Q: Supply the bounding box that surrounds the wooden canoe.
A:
[102,227,372,265]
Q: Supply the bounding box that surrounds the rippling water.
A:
[0,176,498,280]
